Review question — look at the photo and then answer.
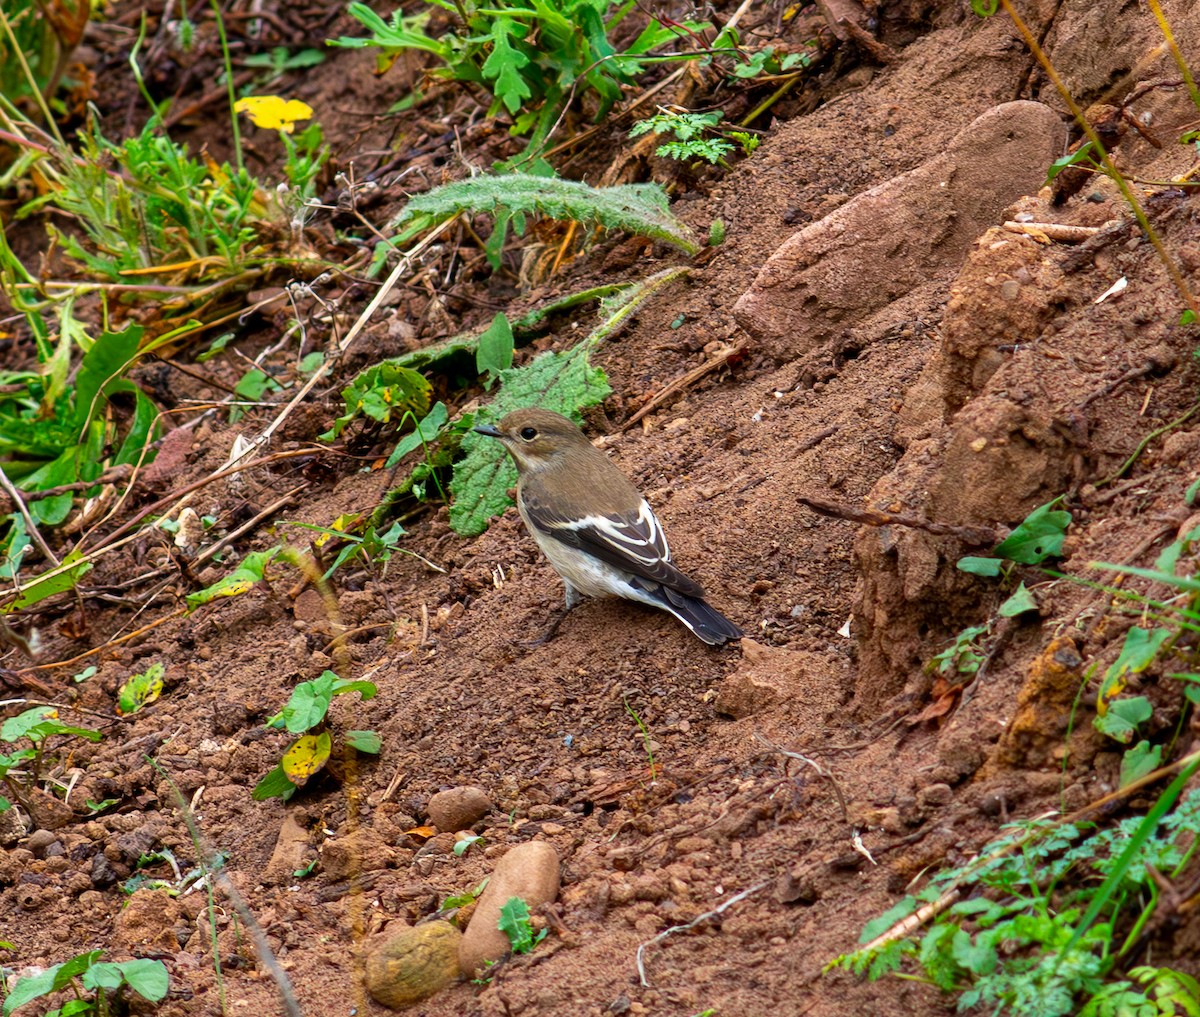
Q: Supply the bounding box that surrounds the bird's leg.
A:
[526,583,580,645]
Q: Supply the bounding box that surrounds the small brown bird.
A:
[473,408,741,645]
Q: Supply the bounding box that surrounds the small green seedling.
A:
[253,670,380,801]
[0,706,102,813]
[958,499,1072,580]
[498,896,547,955]
[630,111,734,166]
[452,833,483,857]
[926,625,988,680]
[2,950,167,1017]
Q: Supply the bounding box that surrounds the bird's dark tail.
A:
[655,585,742,645]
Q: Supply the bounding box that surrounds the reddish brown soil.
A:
[4,1,1200,1015]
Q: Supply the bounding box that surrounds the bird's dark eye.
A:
[519,427,538,441]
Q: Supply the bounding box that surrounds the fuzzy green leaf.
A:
[389,173,698,256]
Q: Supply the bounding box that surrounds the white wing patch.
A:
[562,500,671,571]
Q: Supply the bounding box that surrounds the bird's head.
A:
[473,408,592,473]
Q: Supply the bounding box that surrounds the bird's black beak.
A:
[473,423,502,438]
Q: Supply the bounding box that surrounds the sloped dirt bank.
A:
[3,1,1200,1015]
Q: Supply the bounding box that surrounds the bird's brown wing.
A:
[522,492,706,598]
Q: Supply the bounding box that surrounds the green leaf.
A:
[117,662,165,715]
[252,764,298,801]
[497,896,547,954]
[476,313,515,384]
[482,20,532,114]
[1182,309,1198,325]
[1,550,92,613]
[80,962,124,991]
[73,323,145,431]
[1099,627,1171,703]
[115,958,169,1000]
[385,401,450,469]
[1120,740,1163,787]
[1094,696,1153,744]
[956,556,1004,577]
[389,174,699,257]
[1045,141,1098,184]
[344,730,382,754]
[185,546,280,611]
[1,706,56,743]
[271,671,377,733]
[320,362,433,441]
[998,582,1038,617]
[993,500,1071,564]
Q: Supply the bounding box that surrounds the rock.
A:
[365,922,462,1010]
[112,888,192,954]
[24,789,75,831]
[0,808,25,846]
[459,841,560,977]
[992,635,1085,769]
[264,814,313,885]
[733,101,1066,360]
[26,830,61,859]
[917,783,953,809]
[90,853,119,889]
[320,827,395,882]
[428,787,493,833]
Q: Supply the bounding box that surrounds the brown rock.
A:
[993,635,1085,769]
[320,827,396,882]
[264,814,314,885]
[365,922,462,1010]
[427,787,493,833]
[112,888,191,954]
[733,101,1066,359]
[459,841,560,977]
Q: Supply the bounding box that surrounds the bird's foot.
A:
[524,607,570,646]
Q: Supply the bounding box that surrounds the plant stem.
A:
[1143,0,1200,111]
[997,0,1198,316]
[209,0,244,174]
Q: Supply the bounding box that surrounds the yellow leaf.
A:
[234,95,314,133]
[282,732,332,784]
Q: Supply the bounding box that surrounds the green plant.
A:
[958,499,1072,579]
[0,706,102,813]
[2,950,168,1017]
[630,109,761,167]
[377,171,698,273]
[927,624,988,680]
[624,697,658,781]
[0,0,89,119]
[448,266,686,535]
[329,0,709,157]
[831,784,1200,1016]
[253,670,381,801]
[498,896,548,954]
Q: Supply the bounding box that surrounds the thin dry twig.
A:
[636,879,770,987]
[753,731,849,822]
[622,345,743,430]
[0,467,60,568]
[798,493,1001,546]
[1002,221,1101,243]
